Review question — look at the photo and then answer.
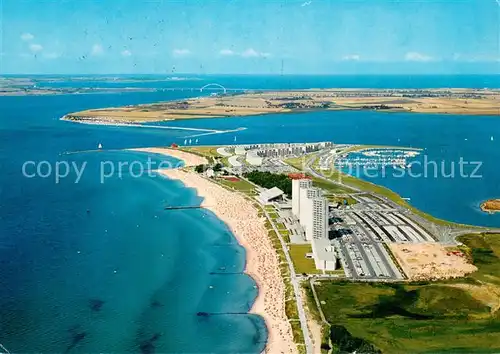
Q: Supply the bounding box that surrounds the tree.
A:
[213,163,223,172]
[243,171,292,197]
[194,164,206,173]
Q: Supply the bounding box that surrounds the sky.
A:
[0,0,499,75]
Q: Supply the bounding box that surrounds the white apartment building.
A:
[312,197,329,240]
[291,178,312,218]
[300,188,322,240]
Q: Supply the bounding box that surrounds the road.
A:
[263,208,313,354]
[303,151,361,193]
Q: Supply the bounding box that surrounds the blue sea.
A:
[1,75,499,353]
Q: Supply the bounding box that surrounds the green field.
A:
[276,222,286,229]
[289,244,321,274]
[216,178,255,194]
[309,233,500,353]
[279,230,291,243]
[325,194,358,205]
[457,233,500,286]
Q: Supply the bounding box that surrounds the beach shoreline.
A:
[158,168,296,354]
[134,147,296,353]
[129,147,209,167]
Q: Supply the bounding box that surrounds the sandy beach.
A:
[130,147,208,167]
[389,243,477,281]
[159,168,297,354]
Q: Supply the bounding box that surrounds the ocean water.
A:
[0,94,265,353]
[1,75,499,353]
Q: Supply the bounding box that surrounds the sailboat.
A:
[195,139,199,144]
[234,136,237,142]
[188,139,192,144]
[184,139,187,145]
[491,136,494,141]
[98,143,103,150]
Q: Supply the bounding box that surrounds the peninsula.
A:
[64,88,500,123]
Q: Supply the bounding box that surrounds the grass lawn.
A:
[268,212,279,219]
[216,178,255,194]
[457,233,500,286]
[325,194,358,205]
[181,145,222,158]
[310,176,355,194]
[309,233,500,353]
[289,244,321,274]
[276,222,286,229]
[279,230,291,243]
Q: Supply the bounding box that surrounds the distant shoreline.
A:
[62,88,500,123]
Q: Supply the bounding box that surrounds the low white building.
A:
[258,187,284,205]
[206,169,215,178]
[312,237,337,271]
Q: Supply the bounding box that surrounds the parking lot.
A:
[331,194,436,280]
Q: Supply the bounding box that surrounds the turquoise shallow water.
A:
[0,75,499,353]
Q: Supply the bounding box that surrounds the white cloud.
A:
[21,33,34,41]
[43,52,60,59]
[219,49,235,56]
[91,44,104,56]
[121,50,132,57]
[342,54,360,61]
[301,1,312,6]
[241,48,270,58]
[405,51,433,62]
[172,48,191,57]
[29,44,43,53]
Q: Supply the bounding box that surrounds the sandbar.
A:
[480,199,500,214]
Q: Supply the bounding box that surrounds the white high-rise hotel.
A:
[291,178,336,270]
[292,179,312,217]
[312,198,329,240]
[300,188,322,241]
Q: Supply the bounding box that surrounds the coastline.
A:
[159,169,297,354]
[129,147,209,167]
[135,146,297,353]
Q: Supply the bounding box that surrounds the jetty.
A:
[164,205,204,210]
